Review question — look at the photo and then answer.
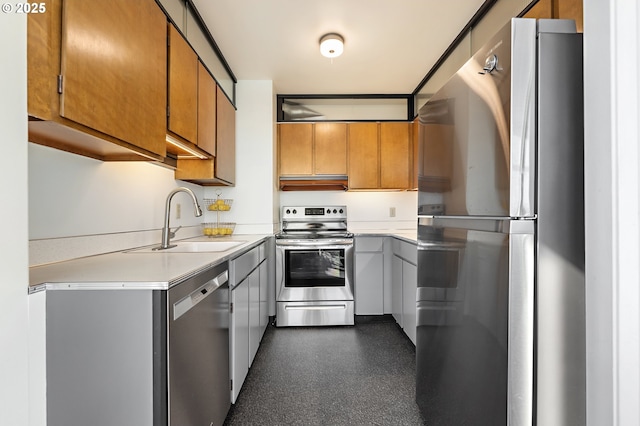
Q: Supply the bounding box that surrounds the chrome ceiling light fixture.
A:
[319,33,344,58]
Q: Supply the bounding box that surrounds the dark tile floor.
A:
[224,316,425,425]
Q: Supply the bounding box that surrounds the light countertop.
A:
[29,231,416,293]
[354,230,417,244]
[29,235,271,292]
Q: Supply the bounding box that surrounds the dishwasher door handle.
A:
[215,270,229,286]
[173,269,229,320]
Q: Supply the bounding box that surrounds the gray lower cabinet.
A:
[45,290,157,426]
[230,277,250,404]
[391,254,404,327]
[354,237,385,315]
[353,235,417,344]
[248,266,261,364]
[230,242,267,403]
[402,261,417,345]
[259,260,269,332]
[391,238,418,345]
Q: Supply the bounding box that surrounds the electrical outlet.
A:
[389,207,396,217]
[176,203,181,219]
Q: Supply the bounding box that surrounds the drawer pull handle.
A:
[284,304,346,311]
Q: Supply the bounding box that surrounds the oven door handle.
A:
[284,304,349,311]
[275,240,354,248]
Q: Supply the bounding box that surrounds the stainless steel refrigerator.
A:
[415,18,585,425]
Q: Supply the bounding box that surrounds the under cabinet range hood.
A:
[279,175,348,191]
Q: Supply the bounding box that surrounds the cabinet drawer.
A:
[231,246,259,286]
[392,238,417,265]
[355,237,385,252]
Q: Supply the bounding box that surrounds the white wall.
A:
[204,80,279,234]
[584,0,640,424]
[0,12,30,426]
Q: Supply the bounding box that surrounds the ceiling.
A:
[191,0,487,95]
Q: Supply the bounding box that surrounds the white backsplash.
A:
[28,143,205,266]
[29,226,202,267]
[279,190,418,230]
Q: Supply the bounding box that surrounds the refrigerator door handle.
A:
[507,232,535,425]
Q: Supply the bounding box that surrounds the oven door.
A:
[275,239,354,303]
[275,238,355,326]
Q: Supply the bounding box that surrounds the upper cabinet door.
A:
[380,122,411,189]
[197,62,217,156]
[278,122,348,177]
[348,123,379,189]
[314,123,347,175]
[216,86,236,184]
[168,24,198,143]
[278,123,313,175]
[59,0,167,157]
[412,119,419,189]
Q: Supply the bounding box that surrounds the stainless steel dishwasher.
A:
[166,262,230,426]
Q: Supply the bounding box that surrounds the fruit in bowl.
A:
[202,222,235,237]
[207,199,231,211]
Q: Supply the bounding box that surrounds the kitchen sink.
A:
[128,240,247,253]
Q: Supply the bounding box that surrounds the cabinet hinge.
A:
[230,379,233,391]
[230,302,234,314]
[57,75,63,94]
[166,105,170,117]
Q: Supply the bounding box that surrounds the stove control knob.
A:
[339,208,344,214]
[286,209,291,214]
[333,209,337,214]
[292,209,297,214]
[326,208,331,214]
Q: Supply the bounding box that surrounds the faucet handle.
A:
[169,225,182,239]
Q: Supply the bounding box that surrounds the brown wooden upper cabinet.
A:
[175,86,235,185]
[168,24,198,145]
[278,122,348,176]
[167,24,216,157]
[315,123,348,175]
[348,123,378,189]
[278,123,313,175]
[524,0,583,32]
[348,122,412,190]
[27,0,167,161]
[197,62,217,156]
[215,86,236,184]
[380,122,411,189]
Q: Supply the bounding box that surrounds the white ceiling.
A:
[191,0,486,95]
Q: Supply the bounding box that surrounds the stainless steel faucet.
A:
[155,187,203,250]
